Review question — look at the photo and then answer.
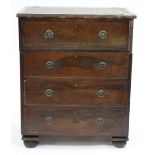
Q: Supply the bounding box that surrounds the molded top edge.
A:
[17,7,136,19]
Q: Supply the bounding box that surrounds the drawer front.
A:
[20,19,129,51]
[23,106,128,136]
[24,79,129,106]
[24,52,129,78]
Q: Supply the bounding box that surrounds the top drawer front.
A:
[20,19,130,51]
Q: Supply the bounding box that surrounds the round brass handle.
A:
[98,30,107,39]
[98,61,107,70]
[45,116,53,125]
[45,89,54,97]
[44,30,54,39]
[45,61,55,69]
[96,117,104,126]
[97,89,106,98]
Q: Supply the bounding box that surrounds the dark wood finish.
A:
[23,106,129,137]
[20,19,130,51]
[17,7,136,147]
[24,79,129,106]
[24,52,130,78]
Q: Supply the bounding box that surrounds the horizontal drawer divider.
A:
[21,50,132,54]
[24,104,129,108]
[24,104,129,109]
[21,48,131,52]
[24,76,129,80]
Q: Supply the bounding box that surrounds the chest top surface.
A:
[17,7,136,19]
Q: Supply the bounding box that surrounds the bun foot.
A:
[24,141,38,148]
[22,135,39,148]
[112,141,127,148]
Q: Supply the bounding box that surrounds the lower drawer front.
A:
[23,106,129,137]
[24,79,129,106]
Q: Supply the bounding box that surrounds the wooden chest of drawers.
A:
[17,7,136,148]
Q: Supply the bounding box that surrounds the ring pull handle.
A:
[44,89,54,97]
[45,116,53,125]
[96,117,104,126]
[45,61,55,69]
[98,61,107,70]
[44,30,54,39]
[98,30,107,39]
[97,89,106,98]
